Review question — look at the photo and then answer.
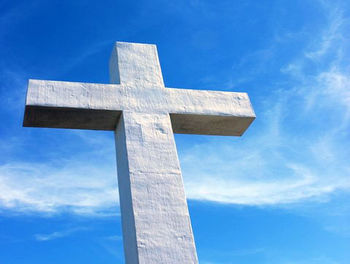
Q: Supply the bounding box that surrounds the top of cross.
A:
[110,42,165,87]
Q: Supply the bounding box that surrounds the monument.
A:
[23,42,255,263]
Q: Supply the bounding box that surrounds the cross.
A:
[23,42,255,263]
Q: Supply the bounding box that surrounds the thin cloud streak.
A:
[34,227,88,241]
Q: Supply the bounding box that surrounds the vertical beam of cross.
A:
[111,42,198,263]
[115,112,197,263]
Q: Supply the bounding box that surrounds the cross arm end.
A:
[166,88,256,136]
[23,79,123,130]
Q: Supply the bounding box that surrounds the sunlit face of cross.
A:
[24,42,255,264]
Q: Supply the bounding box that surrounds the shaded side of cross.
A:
[23,42,255,264]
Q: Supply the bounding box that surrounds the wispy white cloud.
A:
[34,227,88,241]
[304,7,344,61]
[0,160,119,216]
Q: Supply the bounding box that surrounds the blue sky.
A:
[1,0,350,263]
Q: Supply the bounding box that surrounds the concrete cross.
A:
[23,42,255,263]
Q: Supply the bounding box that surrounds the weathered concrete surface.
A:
[23,41,256,263]
[110,42,164,87]
[116,111,197,263]
[23,79,255,135]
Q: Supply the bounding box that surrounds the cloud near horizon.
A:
[0,160,119,216]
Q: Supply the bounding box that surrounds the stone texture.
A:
[23,79,254,135]
[23,41,256,264]
[116,111,197,263]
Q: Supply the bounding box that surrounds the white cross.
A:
[23,42,255,264]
